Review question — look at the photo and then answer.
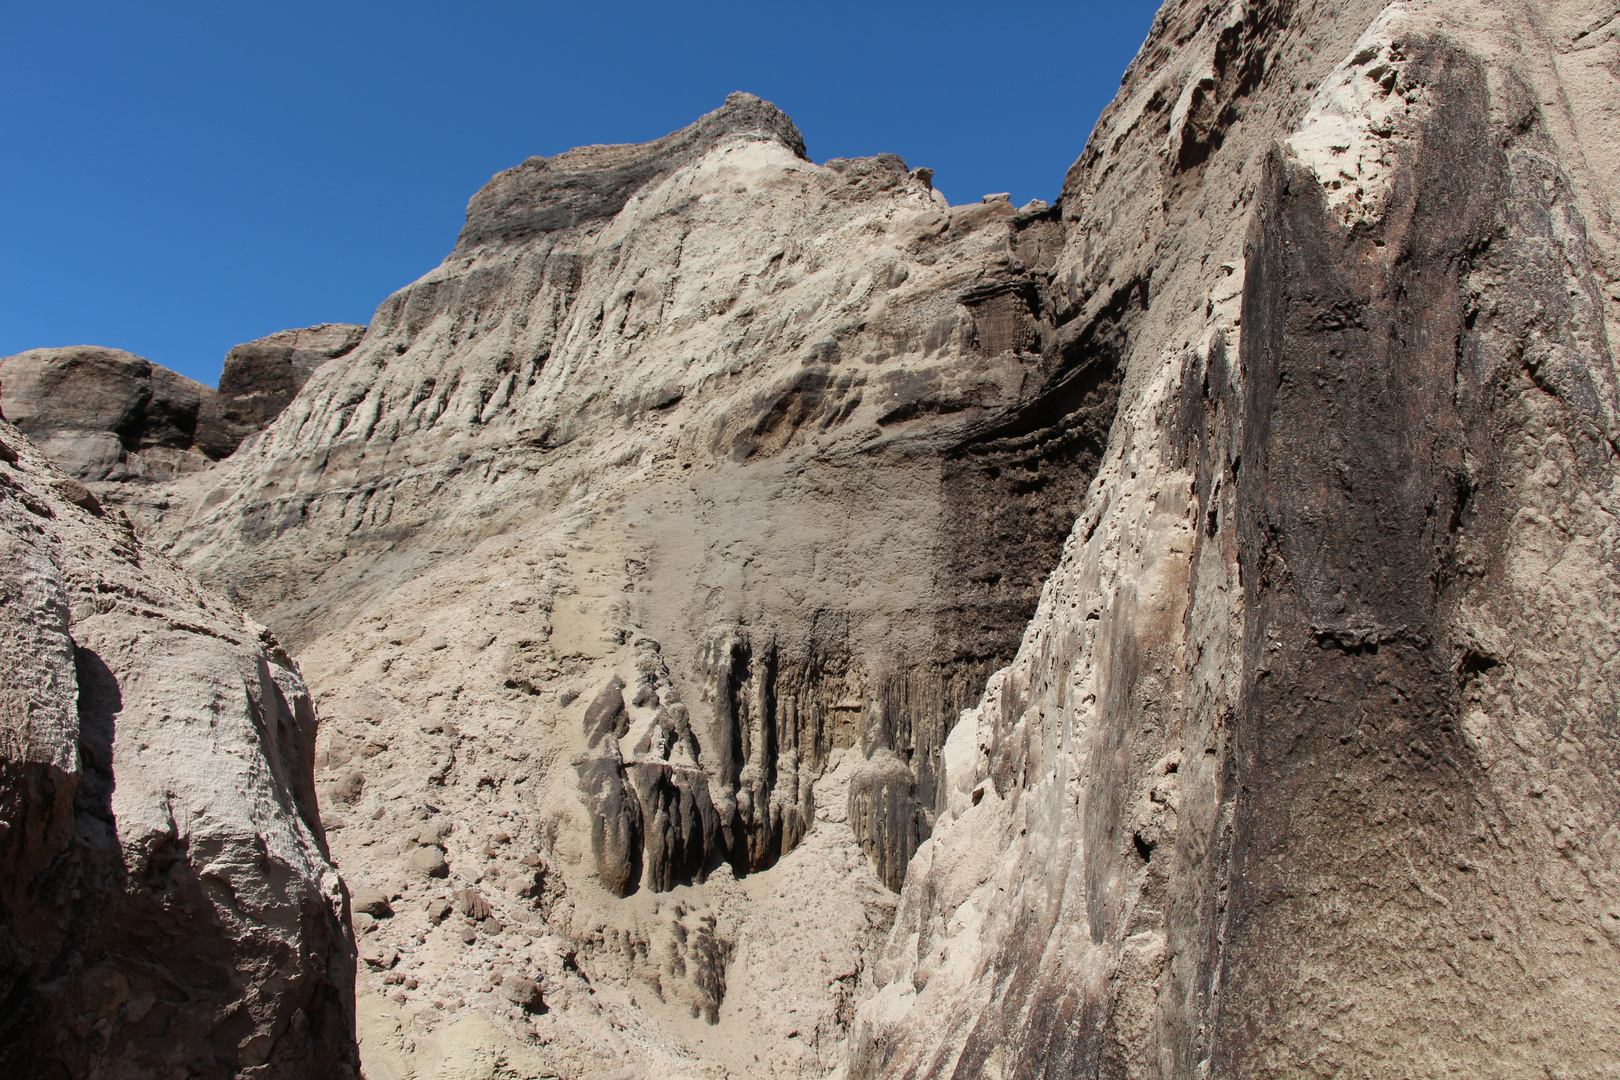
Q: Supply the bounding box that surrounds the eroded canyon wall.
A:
[852,1,1620,1077]
[0,418,355,1078]
[142,91,1129,1077]
[10,0,1615,1074]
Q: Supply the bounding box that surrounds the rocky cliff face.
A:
[160,96,1118,898]
[15,0,1614,1073]
[145,91,1126,1076]
[851,1,1620,1077]
[206,324,367,458]
[0,345,223,488]
[0,418,354,1078]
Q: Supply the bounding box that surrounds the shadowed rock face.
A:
[853,2,1620,1078]
[199,323,366,458]
[0,419,355,1079]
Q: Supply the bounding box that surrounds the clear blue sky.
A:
[1,1,1160,387]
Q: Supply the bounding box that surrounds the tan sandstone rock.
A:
[45,0,1617,1074]
[0,417,356,1078]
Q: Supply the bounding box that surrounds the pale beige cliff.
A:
[6,0,1616,1075]
[0,417,355,1078]
[150,91,1114,1078]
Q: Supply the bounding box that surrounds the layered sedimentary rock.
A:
[852,1,1620,1077]
[146,91,1124,1076]
[0,418,355,1078]
[161,94,1119,898]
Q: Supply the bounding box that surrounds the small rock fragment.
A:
[414,820,452,846]
[50,476,102,515]
[406,846,449,878]
[329,770,365,804]
[360,941,399,969]
[500,976,546,1013]
[454,887,493,921]
[353,889,394,918]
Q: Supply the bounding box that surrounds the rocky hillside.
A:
[0,416,355,1078]
[131,87,1131,1075]
[4,0,1617,1075]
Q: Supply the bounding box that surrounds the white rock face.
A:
[0,419,355,1078]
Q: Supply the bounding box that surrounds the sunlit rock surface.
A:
[0,418,355,1079]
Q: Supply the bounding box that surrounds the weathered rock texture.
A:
[159,93,1121,901]
[201,324,366,459]
[65,0,1614,1072]
[851,1,1620,1077]
[144,91,1124,1076]
[0,326,363,522]
[0,418,355,1078]
[0,346,223,488]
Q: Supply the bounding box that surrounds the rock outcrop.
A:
[0,325,363,522]
[158,95,1119,905]
[0,418,355,1078]
[201,324,366,459]
[851,1,1620,1077]
[22,0,1610,1073]
[144,90,1123,1076]
[0,345,222,488]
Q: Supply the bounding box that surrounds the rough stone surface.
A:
[158,91,1122,891]
[850,1,1620,1078]
[199,324,366,459]
[0,328,361,527]
[0,418,356,1078]
[0,345,222,490]
[44,0,1613,1073]
[140,87,1127,1080]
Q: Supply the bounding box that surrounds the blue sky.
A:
[1,1,1159,386]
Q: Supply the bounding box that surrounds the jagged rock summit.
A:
[456,91,809,252]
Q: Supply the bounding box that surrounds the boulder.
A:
[0,418,356,1078]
